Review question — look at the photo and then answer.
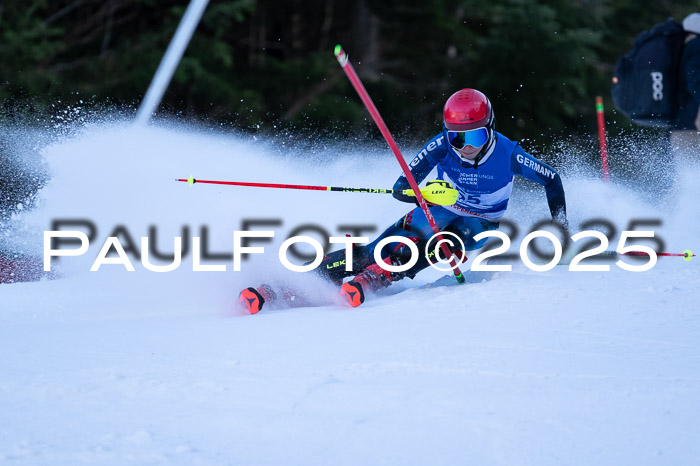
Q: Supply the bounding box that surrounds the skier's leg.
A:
[341,208,464,304]
[365,206,460,260]
[314,241,373,284]
[385,216,500,280]
[450,216,501,250]
[315,206,457,284]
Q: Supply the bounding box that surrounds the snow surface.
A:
[1,122,699,465]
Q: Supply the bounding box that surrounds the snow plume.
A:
[0,125,50,259]
[665,156,700,247]
[493,130,696,260]
[0,128,47,218]
[547,128,677,194]
[8,121,698,283]
[10,119,410,308]
[0,103,135,255]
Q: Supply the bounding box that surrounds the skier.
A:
[239,88,567,313]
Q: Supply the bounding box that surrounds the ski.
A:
[239,241,470,312]
[238,283,315,314]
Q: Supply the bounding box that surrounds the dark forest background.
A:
[0,0,698,144]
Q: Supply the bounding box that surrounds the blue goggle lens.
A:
[446,127,489,149]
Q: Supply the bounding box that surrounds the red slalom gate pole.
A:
[334,45,466,284]
[596,96,610,182]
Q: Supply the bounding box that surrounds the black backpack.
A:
[612,19,686,127]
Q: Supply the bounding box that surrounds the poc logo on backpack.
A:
[611,19,686,127]
[651,71,663,101]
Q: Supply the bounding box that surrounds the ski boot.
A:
[339,240,467,307]
[238,284,276,314]
[340,257,400,307]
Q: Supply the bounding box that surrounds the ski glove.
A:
[402,180,459,206]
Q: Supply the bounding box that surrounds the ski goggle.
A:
[445,127,489,150]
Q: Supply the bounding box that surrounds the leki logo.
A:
[651,71,663,101]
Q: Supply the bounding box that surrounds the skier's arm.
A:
[684,39,700,99]
[510,145,567,224]
[683,38,700,129]
[392,135,444,203]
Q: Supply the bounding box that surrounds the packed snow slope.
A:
[1,122,699,465]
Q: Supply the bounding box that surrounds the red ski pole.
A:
[334,45,465,284]
[601,249,695,261]
[175,176,459,205]
[177,176,383,192]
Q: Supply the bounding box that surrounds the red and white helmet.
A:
[442,89,497,166]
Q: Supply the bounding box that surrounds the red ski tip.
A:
[340,281,365,307]
[239,287,265,314]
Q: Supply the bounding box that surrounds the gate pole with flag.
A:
[596,96,610,182]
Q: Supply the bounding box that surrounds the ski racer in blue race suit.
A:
[239,88,568,313]
[327,88,567,306]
